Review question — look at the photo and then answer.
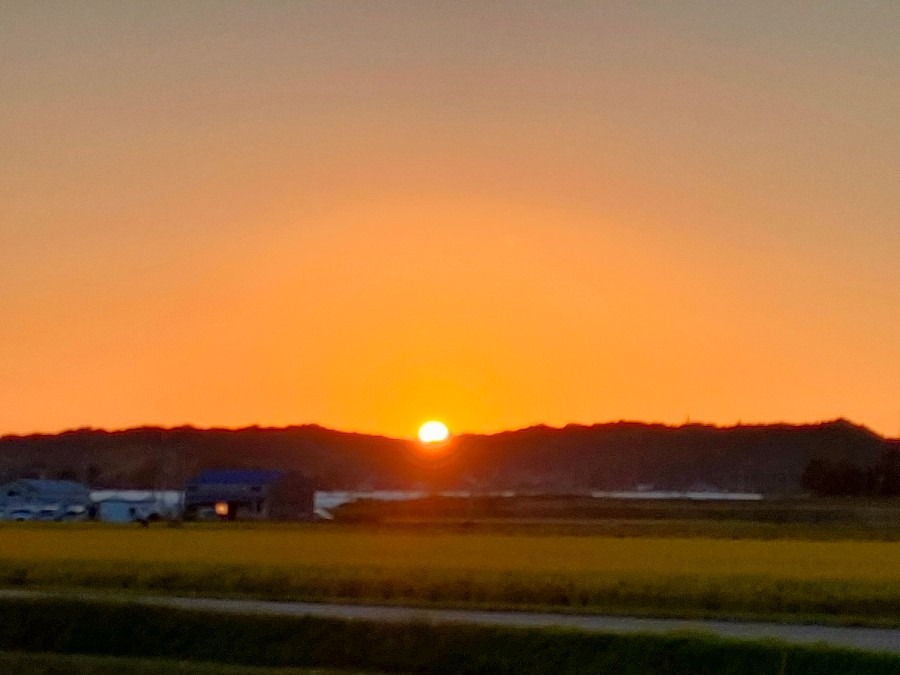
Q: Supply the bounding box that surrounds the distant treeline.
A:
[0,419,896,494]
[802,448,900,496]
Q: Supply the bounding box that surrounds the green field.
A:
[1,597,899,675]
[1,522,899,626]
[332,496,900,539]
[0,652,373,675]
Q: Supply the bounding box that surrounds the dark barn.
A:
[184,469,314,521]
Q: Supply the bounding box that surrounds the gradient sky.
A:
[1,1,898,439]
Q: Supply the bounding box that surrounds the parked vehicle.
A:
[36,505,61,521]
[6,508,35,521]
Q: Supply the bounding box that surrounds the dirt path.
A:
[3,589,898,654]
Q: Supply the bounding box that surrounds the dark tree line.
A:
[1,420,895,493]
[802,449,900,496]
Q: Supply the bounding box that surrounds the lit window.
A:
[214,501,229,517]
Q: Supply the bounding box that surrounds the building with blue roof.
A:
[184,469,314,521]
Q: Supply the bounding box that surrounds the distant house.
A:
[90,490,182,523]
[184,469,314,521]
[93,497,165,523]
[0,479,91,521]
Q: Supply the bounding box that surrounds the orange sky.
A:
[1,2,898,439]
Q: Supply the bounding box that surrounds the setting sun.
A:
[418,420,449,445]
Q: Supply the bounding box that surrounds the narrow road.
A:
[2,589,898,655]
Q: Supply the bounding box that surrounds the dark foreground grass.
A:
[0,651,372,674]
[0,597,897,675]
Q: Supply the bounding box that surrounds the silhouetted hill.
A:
[0,420,895,493]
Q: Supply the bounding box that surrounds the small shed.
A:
[0,479,91,520]
[184,469,314,521]
[90,490,182,522]
[94,498,161,523]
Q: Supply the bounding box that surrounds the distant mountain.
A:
[0,420,895,494]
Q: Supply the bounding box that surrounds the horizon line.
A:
[2,417,894,442]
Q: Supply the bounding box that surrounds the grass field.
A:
[1,522,899,626]
[2,597,899,675]
[0,652,373,675]
[333,496,900,539]
[354,517,900,541]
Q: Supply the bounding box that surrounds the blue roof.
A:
[189,469,286,486]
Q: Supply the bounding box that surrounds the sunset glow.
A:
[418,421,450,446]
[0,3,897,439]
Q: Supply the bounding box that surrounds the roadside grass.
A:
[0,597,898,675]
[0,523,899,626]
[0,651,376,675]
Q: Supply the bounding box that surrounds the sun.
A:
[418,420,449,445]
